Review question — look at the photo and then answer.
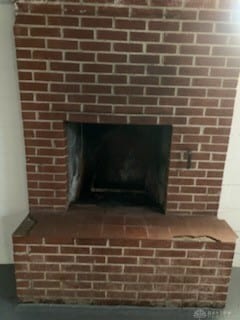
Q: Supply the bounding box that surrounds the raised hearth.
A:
[13,207,236,307]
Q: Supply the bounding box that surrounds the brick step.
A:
[12,208,236,307]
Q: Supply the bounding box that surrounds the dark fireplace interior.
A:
[67,123,172,213]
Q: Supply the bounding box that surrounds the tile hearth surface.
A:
[14,205,237,243]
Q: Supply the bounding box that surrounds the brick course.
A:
[13,235,235,307]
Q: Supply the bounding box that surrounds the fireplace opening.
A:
[66,123,172,213]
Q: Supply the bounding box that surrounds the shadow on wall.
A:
[0,116,28,261]
[0,3,28,263]
[0,213,28,264]
[219,75,240,267]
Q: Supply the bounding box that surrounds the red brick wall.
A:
[14,0,240,215]
[13,236,235,307]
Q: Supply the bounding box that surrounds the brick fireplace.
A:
[13,0,239,307]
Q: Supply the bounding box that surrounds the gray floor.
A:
[0,265,239,320]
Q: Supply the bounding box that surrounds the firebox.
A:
[67,123,172,212]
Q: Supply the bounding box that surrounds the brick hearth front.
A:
[13,206,236,307]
